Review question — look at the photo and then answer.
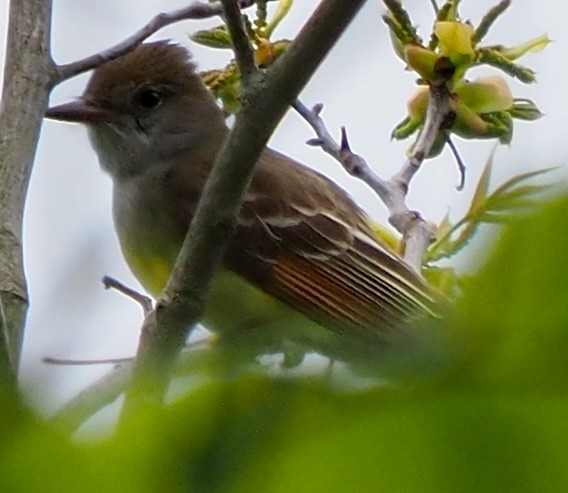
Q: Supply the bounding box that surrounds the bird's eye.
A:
[136,88,162,110]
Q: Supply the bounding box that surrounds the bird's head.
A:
[46,42,227,179]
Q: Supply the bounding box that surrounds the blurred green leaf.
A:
[427,163,552,261]
[235,390,568,492]
[7,191,568,491]
[0,397,136,493]
[451,194,568,391]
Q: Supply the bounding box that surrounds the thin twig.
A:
[220,0,258,85]
[402,80,453,170]
[49,335,218,432]
[102,275,153,315]
[429,0,440,14]
[54,0,269,82]
[447,136,467,190]
[43,356,133,366]
[295,100,393,202]
[44,334,216,368]
[294,78,454,272]
[50,363,133,431]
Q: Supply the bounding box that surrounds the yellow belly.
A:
[120,237,330,348]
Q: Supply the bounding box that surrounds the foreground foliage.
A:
[3,192,568,492]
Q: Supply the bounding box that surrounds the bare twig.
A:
[43,356,133,366]
[54,0,269,82]
[49,335,217,432]
[50,362,133,431]
[102,275,153,315]
[295,78,454,272]
[295,100,394,203]
[44,334,215,367]
[220,0,258,85]
[447,136,467,190]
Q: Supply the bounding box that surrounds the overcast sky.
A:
[1,1,565,417]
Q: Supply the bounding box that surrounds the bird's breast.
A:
[111,173,187,297]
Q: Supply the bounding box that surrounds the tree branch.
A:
[54,0,270,82]
[294,78,453,272]
[0,0,55,382]
[220,0,258,85]
[49,337,215,433]
[119,0,370,420]
[50,362,133,432]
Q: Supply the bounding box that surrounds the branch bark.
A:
[294,78,454,272]
[0,0,55,382]
[120,0,370,419]
[49,337,215,433]
[220,0,258,85]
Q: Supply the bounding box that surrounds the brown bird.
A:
[46,42,438,362]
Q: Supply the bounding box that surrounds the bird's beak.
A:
[45,99,114,124]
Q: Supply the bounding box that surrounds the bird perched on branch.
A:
[46,42,438,364]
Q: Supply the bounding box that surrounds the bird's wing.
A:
[225,149,438,343]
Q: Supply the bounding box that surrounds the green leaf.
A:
[485,184,549,213]
[423,265,460,297]
[489,167,553,199]
[190,26,233,49]
[496,34,551,61]
[264,0,293,39]
[452,194,568,391]
[469,151,494,214]
[383,0,422,45]
[426,163,552,262]
[391,115,421,140]
[508,99,544,121]
[0,396,137,493]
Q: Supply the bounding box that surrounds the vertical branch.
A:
[0,0,55,380]
[120,0,370,419]
[220,0,258,85]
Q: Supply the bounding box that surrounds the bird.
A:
[45,41,439,364]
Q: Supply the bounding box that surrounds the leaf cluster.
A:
[427,156,553,264]
[385,0,549,150]
[193,0,292,113]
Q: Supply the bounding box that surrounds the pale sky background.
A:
[0,1,565,417]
